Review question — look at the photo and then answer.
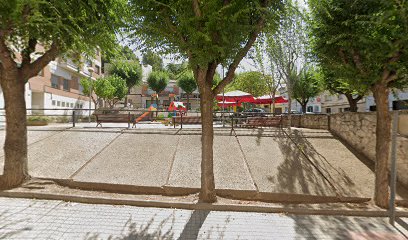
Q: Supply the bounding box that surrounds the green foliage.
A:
[260,0,308,98]
[129,0,283,67]
[226,71,269,97]
[147,71,169,93]
[142,50,164,71]
[103,45,139,64]
[108,60,143,89]
[27,116,49,123]
[94,75,128,107]
[292,67,321,109]
[0,0,128,64]
[80,78,93,96]
[309,0,408,89]
[166,62,189,79]
[177,71,197,94]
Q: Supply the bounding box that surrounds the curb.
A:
[1,190,406,217]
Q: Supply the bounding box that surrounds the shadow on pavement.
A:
[271,128,335,196]
[290,214,406,240]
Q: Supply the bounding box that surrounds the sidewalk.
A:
[0,197,407,239]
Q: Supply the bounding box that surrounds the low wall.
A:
[330,111,408,186]
[290,114,329,130]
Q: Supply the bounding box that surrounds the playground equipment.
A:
[135,105,157,123]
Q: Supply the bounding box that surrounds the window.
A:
[307,106,313,112]
[70,103,74,108]
[314,106,320,112]
[344,107,351,112]
[326,108,331,114]
[52,100,56,106]
[86,59,92,67]
[57,101,61,107]
[51,74,59,88]
[62,102,65,107]
[63,79,70,91]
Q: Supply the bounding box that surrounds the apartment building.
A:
[0,50,102,118]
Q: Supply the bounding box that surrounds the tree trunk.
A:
[345,93,359,112]
[187,93,190,112]
[0,70,29,189]
[271,91,276,114]
[197,73,216,203]
[301,103,307,114]
[287,96,292,129]
[372,83,390,208]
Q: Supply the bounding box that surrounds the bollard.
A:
[231,115,234,130]
[128,112,131,129]
[180,113,183,129]
[72,110,76,127]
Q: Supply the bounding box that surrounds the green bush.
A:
[156,114,165,120]
[27,116,50,126]
[27,116,50,122]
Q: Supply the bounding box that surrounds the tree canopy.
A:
[147,71,169,94]
[142,50,164,71]
[177,71,197,95]
[292,67,321,113]
[108,60,143,89]
[226,71,269,97]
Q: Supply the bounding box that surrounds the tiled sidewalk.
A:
[0,197,406,239]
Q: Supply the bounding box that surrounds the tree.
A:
[177,71,197,111]
[320,69,368,112]
[142,50,164,71]
[262,0,308,125]
[108,60,143,105]
[93,76,128,108]
[251,43,282,113]
[147,71,170,107]
[80,78,99,108]
[292,68,320,113]
[309,0,408,207]
[130,0,283,202]
[0,0,126,188]
[226,71,269,97]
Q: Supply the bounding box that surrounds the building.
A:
[0,48,102,118]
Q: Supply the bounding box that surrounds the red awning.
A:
[254,95,288,104]
[217,101,241,107]
[216,90,255,103]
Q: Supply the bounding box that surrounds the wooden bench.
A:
[95,113,136,128]
[242,116,282,128]
[172,116,201,128]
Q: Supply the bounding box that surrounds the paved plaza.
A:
[0,123,406,203]
[0,197,407,239]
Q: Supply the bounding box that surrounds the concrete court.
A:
[0,123,400,202]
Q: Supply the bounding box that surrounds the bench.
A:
[95,113,136,128]
[172,116,201,128]
[242,116,282,128]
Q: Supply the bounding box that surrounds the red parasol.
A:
[216,90,255,103]
[254,95,288,104]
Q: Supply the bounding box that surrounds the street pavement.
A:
[0,197,407,240]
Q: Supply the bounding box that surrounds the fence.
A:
[0,108,288,129]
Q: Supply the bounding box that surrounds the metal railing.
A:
[0,108,290,129]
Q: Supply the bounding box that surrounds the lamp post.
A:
[87,66,94,123]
